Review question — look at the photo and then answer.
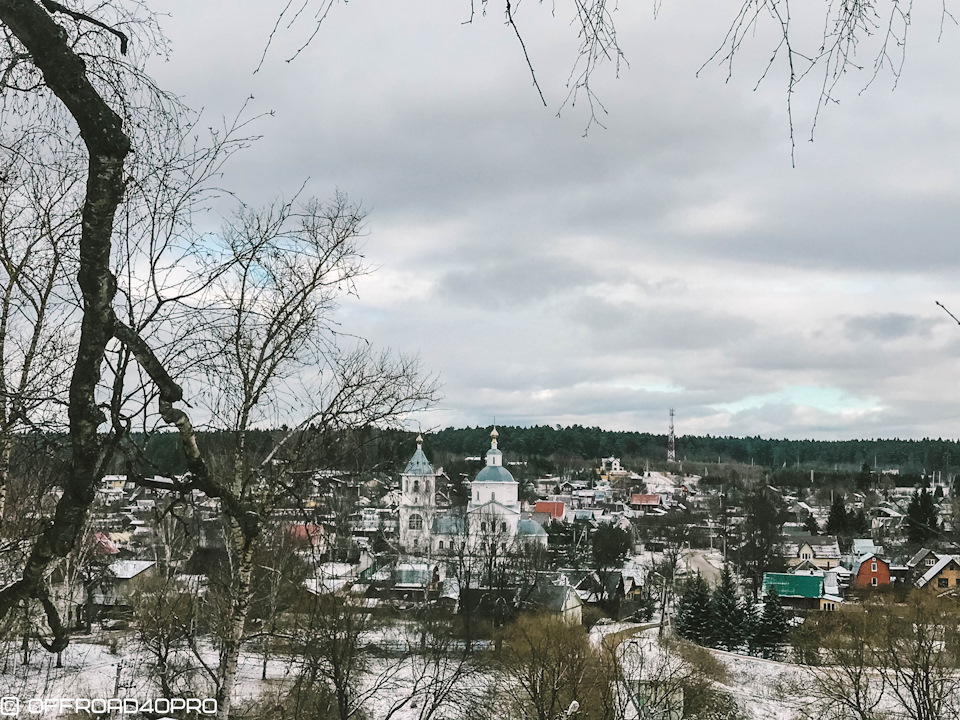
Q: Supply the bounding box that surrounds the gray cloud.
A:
[147,1,960,440]
[844,313,942,341]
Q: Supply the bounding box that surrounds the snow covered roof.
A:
[304,576,352,595]
[917,555,960,588]
[852,538,880,557]
[784,534,841,559]
[906,547,939,569]
[109,560,155,580]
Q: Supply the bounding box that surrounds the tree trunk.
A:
[217,523,255,719]
[0,0,130,644]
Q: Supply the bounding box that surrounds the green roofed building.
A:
[761,572,841,612]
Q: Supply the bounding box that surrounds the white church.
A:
[398,428,547,555]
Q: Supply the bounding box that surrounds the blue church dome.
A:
[473,427,515,483]
[475,465,516,484]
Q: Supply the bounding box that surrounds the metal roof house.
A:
[762,572,842,611]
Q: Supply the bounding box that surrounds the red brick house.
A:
[850,554,891,590]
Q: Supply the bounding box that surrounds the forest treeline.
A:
[127,425,960,480]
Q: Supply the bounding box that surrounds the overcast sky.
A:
[148,1,960,441]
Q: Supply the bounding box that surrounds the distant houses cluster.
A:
[70,426,960,635]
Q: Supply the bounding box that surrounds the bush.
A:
[581,605,609,628]
[668,637,730,684]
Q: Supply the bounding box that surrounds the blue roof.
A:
[475,465,516,484]
[404,446,434,476]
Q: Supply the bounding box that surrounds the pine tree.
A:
[674,572,712,646]
[709,565,746,651]
[753,587,788,660]
[906,487,939,545]
[825,494,849,536]
[742,592,760,656]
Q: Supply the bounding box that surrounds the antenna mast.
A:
[667,408,676,462]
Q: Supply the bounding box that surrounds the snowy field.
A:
[0,627,940,720]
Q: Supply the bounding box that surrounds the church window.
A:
[501,522,507,532]
[475,491,479,501]
[438,540,444,550]
[409,514,423,530]
[414,480,420,492]
[481,522,488,532]
[492,491,496,502]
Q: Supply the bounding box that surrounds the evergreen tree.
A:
[740,488,787,599]
[906,487,940,545]
[673,572,712,646]
[753,587,788,660]
[742,591,761,656]
[709,566,746,651]
[825,494,849,536]
[852,509,870,536]
[856,462,873,492]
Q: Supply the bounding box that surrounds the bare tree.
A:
[382,604,490,720]
[496,612,613,720]
[0,0,233,654]
[133,196,438,717]
[798,592,960,720]
[248,521,310,681]
[133,573,203,698]
[801,604,888,720]
[0,140,77,524]
[874,592,960,720]
[292,592,397,720]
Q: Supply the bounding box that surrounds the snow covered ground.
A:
[0,628,926,720]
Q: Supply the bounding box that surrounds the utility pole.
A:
[114,660,124,696]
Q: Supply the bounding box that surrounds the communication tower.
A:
[667,408,676,462]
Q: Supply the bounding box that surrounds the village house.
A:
[534,500,568,524]
[916,556,960,593]
[784,534,841,570]
[762,572,842,611]
[906,547,944,583]
[629,494,664,514]
[521,572,584,624]
[849,554,892,590]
